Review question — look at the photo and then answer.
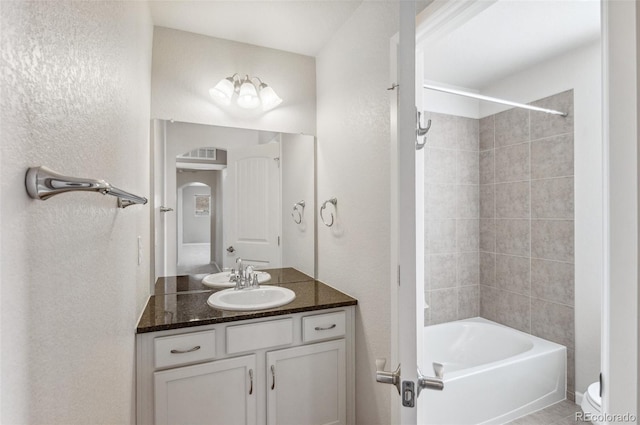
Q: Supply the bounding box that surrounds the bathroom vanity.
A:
[136,268,357,425]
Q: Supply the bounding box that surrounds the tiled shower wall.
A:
[424,113,480,326]
[479,90,575,399]
[424,90,575,399]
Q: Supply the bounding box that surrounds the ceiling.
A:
[419,0,601,90]
[149,0,364,57]
[149,0,600,88]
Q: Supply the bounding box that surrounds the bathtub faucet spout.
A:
[418,362,444,395]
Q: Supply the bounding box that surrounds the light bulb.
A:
[237,78,259,109]
[258,84,283,111]
[209,77,235,105]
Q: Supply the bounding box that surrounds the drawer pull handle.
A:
[271,365,276,390]
[170,345,201,354]
[249,369,254,395]
[315,324,337,331]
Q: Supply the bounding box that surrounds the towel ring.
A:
[291,200,305,224]
[320,198,337,227]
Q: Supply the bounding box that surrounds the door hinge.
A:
[278,236,280,246]
[397,265,401,286]
[402,381,415,407]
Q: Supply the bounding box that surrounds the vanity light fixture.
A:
[210,74,282,111]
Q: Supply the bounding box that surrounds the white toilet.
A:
[580,382,603,425]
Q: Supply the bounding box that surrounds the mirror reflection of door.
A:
[224,142,281,269]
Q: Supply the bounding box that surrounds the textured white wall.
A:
[281,134,315,277]
[151,27,316,135]
[0,2,152,423]
[316,2,398,423]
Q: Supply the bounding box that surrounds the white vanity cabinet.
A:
[266,339,346,425]
[154,354,257,425]
[136,307,355,425]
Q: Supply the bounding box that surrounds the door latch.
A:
[417,362,445,397]
[375,359,401,395]
[402,381,415,407]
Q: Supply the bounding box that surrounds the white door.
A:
[224,143,281,269]
[266,339,346,425]
[385,1,432,423]
[154,354,257,425]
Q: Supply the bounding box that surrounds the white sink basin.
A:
[202,271,271,289]
[207,286,296,311]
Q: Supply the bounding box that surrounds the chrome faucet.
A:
[233,258,259,290]
[236,258,243,276]
[234,258,246,290]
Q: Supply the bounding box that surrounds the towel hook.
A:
[320,198,337,227]
[416,109,431,151]
[291,200,305,224]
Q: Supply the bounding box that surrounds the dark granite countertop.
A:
[153,267,314,295]
[137,271,357,334]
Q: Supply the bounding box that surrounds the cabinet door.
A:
[266,339,346,425]
[154,354,257,425]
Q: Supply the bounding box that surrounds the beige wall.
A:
[0,2,153,423]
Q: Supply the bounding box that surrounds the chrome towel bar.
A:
[25,166,148,208]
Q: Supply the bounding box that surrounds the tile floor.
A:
[506,400,584,424]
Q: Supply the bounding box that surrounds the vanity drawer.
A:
[154,330,216,369]
[226,318,293,354]
[302,311,346,342]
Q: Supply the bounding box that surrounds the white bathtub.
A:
[419,317,566,425]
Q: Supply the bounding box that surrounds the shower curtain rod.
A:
[423,84,568,117]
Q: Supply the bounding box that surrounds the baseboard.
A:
[575,391,584,405]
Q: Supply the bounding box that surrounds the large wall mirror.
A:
[151,119,315,286]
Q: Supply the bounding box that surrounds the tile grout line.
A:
[455,138,460,321]
[492,115,497,320]
[528,109,533,335]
